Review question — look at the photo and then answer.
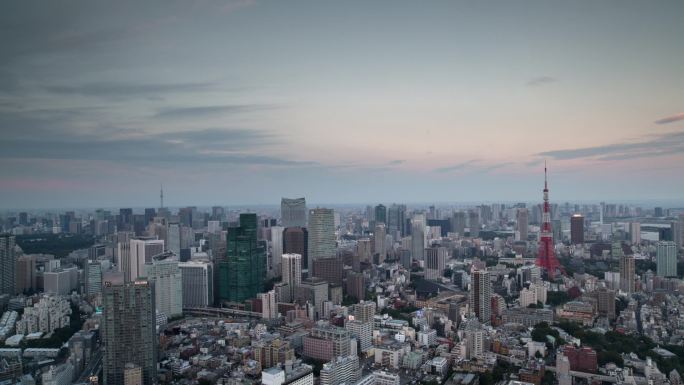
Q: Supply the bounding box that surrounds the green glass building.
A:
[219,213,266,303]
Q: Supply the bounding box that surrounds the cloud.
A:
[388,160,405,165]
[153,104,278,119]
[539,131,684,161]
[655,113,684,125]
[434,160,480,173]
[44,82,216,99]
[526,76,558,87]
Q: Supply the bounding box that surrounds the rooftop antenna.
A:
[160,184,164,209]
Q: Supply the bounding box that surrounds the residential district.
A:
[1,173,684,385]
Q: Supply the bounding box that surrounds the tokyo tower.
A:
[535,162,564,280]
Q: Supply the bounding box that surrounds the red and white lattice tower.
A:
[535,162,564,280]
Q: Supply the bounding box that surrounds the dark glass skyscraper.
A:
[102,273,157,385]
[374,204,387,225]
[0,234,16,295]
[219,213,266,303]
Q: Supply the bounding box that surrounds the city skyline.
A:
[1,0,683,208]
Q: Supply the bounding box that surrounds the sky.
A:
[1,0,683,209]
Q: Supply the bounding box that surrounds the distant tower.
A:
[535,162,564,280]
[160,185,164,209]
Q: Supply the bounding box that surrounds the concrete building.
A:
[630,222,641,245]
[281,253,302,303]
[102,273,157,385]
[425,246,447,280]
[320,355,361,385]
[84,260,102,296]
[516,208,529,242]
[657,241,677,278]
[374,223,387,264]
[411,215,425,261]
[178,260,213,308]
[16,254,36,294]
[570,215,584,244]
[271,226,284,277]
[470,269,491,324]
[120,237,164,282]
[145,254,183,319]
[302,324,351,362]
[308,208,336,271]
[619,254,635,293]
[41,363,74,385]
[281,197,307,228]
[259,290,278,319]
[296,278,329,319]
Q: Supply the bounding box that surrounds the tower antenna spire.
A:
[544,159,548,190]
[160,184,164,209]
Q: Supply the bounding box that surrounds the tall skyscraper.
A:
[120,237,164,282]
[677,214,684,250]
[468,211,480,238]
[516,208,529,242]
[356,238,372,263]
[387,204,406,238]
[167,223,181,256]
[374,204,387,225]
[85,260,102,296]
[145,254,183,319]
[469,269,491,324]
[307,208,336,271]
[270,226,284,276]
[281,197,307,228]
[16,254,36,294]
[283,227,308,272]
[535,164,563,279]
[374,223,387,264]
[281,253,302,303]
[570,215,584,244]
[451,211,466,236]
[657,241,677,278]
[425,247,447,280]
[619,254,635,293]
[220,213,266,303]
[0,234,16,295]
[102,273,157,385]
[178,260,213,308]
[629,222,641,245]
[411,215,425,261]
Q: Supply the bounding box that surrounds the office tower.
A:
[657,241,677,278]
[312,257,344,285]
[207,220,221,234]
[468,211,480,238]
[629,222,641,245]
[145,254,183,319]
[0,235,16,295]
[535,164,563,279]
[677,214,684,250]
[270,226,284,276]
[220,213,266,303]
[552,219,562,243]
[516,208,529,242]
[167,223,181,255]
[302,324,351,361]
[308,208,336,271]
[297,277,329,319]
[374,204,387,225]
[451,211,466,236]
[346,272,365,301]
[282,253,302,303]
[425,247,447,280]
[570,215,584,244]
[118,208,133,231]
[120,238,164,282]
[281,197,307,228]
[411,215,425,261]
[388,204,406,238]
[16,254,36,294]
[353,300,376,323]
[320,355,361,385]
[102,273,157,385]
[374,223,387,264]
[357,238,372,263]
[178,260,213,307]
[596,288,616,320]
[178,207,193,227]
[619,255,635,293]
[124,363,143,385]
[654,207,664,217]
[283,227,308,272]
[469,269,491,324]
[85,260,102,296]
[259,290,278,319]
[43,267,78,295]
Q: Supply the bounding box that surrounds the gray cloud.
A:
[388,159,405,165]
[540,131,684,161]
[526,76,558,87]
[434,159,479,173]
[153,104,278,119]
[44,82,216,99]
[655,113,684,125]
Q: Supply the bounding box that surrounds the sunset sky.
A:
[1,0,683,208]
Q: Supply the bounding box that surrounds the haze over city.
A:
[1,0,683,209]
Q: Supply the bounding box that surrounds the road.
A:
[76,348,103,384]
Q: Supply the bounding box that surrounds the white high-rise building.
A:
[271,226,284,276]
[145,255,183,319]
[411,215,425,261]
[207,220,221,234]
[120,238,164,282]
[259,290,278,319]
[657,241,677,278]
[519,287,537,308]
[85,260,102,296]
[307,208,336,271]
[629,222,641,245]
[178,260,213,307]
[282,253,302,303]
[167,224,181,256]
